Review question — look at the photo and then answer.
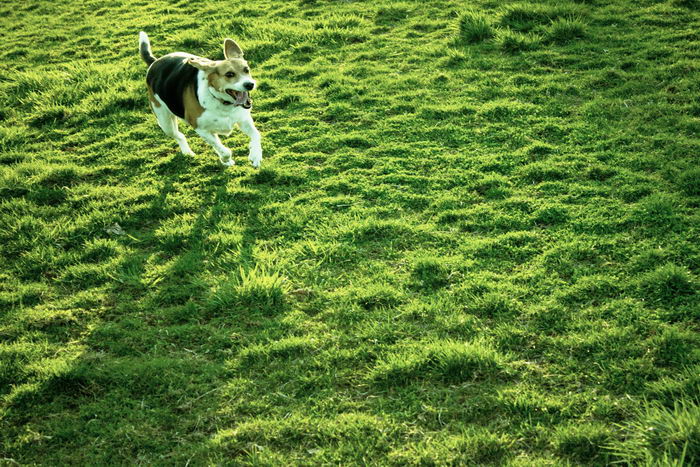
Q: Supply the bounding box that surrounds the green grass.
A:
[1,0,700,464]
[457,11,494,44]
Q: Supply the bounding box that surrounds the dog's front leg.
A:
[239,117,262,168]
[195,129,234,166]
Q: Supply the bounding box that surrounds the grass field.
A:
[1,0,700,464]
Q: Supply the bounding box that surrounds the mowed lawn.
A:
[1,0,700,464]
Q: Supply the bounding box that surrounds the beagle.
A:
[139,32,262,168]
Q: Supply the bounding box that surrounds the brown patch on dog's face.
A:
[205,59,253,93]
[186,41,255,108]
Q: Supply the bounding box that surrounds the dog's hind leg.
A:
[150,95,195,156]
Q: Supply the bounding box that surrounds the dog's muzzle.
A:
[226,89,252,109]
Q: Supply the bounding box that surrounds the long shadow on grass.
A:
[1,167,297,463]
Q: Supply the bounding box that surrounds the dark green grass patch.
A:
[457,11,494,44]
[497,29,540,53]
[344,282,404,311]
[606,400,700,465]
[410,256,453,291]
[558,275,623,307]
[637,263,696,306]
[544,17,587,44]
[210,413,396,464]
[630,193,682,230]
[679,167,700,196]
[238,336,317,368]
[369,339,509,386]
[498,2,583,33]
[554,423,612,464]
[388,428,513,465]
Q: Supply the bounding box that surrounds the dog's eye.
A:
[243,67,250,74]
[225,72,236,78]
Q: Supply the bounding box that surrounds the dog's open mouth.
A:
[226,89,252,109]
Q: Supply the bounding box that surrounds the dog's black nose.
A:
[243,82,254,91]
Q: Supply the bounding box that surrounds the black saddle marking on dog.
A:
[146,53,199,119]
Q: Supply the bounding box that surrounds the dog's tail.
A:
[139,31,156,66]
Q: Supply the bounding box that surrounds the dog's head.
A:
[187,39,255,108]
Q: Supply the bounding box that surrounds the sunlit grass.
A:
[0,0,698,464]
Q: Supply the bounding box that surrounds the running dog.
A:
[139,32,262,167]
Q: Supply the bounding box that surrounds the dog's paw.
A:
[217,147,233,158]
[220,157,235,167]
[248,149,262,168]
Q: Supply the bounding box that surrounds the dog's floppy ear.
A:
[186,56,217,71]
[223,38,243,59]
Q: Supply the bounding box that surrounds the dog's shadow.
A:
[2,164,294,460]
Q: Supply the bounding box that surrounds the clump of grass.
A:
[673,0,699,8]
[369,339,508,385]
[411,256,451,290]
[679,167,700,196]
[637,263,695,304]
[239,336,316,367]
[343,218,427,249]
[559,275,622,306]
[58,263,111,287]
[497,29,540,53]
[154,213,197,251]
[443,48,468,68]
[471,291,521,318]
[36,166,83,187]
[457,11,494,43]
[528,304,571,334]
[646,365,700,405]
[208,267,288,314]
[496,387,564,421]
[28,105,70,128]
[348,283,403,310]
[532,204,569,226]
[472,231,542,265]
[499,3,550,31]
[80,238,120,263]
[629,248,667,273]
[545,17,586,44]
[631,193,679,228]
[473,174,510,199]
[375,5,410,26]
[554,423,612,464]
[606,400,700,465]
[499,3,581,32]
[449,205,529,233]
[0,341,51,390]
[213,413,391,461]
[522,141,556,159]
[477,99,535,122]
[29,186,67,206]
[519,161,569,183]
[651,327,698,368]
[388,429,512,465]
[586,165,617,181]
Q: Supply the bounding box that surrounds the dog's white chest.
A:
[195,74,250,134]
[197,107,246,134]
